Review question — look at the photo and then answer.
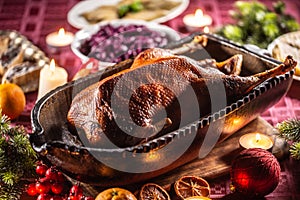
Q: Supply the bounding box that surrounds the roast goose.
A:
[67,48,296,148]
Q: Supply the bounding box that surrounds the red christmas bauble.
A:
[230,148,281,197]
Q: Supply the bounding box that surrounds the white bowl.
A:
[71,19,181,68]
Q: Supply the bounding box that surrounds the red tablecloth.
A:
[2,0,300,199]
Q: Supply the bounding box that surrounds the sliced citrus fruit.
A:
[95,187,137,200]
[139,183,170,200]
[184,196,211,200]
[174,175,210,199]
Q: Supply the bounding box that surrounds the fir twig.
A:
[276,119,300,141]
[276,118,300,160]
[290,142,300,160]
[0,110,38,198]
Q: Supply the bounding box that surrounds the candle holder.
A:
[183,9,213,32]
[46,28,74,54]
[239,132,274,151]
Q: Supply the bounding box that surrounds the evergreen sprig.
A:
[276,119,300,159]
[0,110,38,199]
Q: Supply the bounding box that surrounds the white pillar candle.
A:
[46,28,74,47]
[37,59,68,100]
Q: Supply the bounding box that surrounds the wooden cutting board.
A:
[79,117,289,196]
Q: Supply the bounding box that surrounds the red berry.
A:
[50,196,64,200]
[36,178,51,194]
[56,171,65,183]
[36,164,48,177]
[37,193,52,200]
[51,182,64,194]
[84,197,95,200]
[45,167,59,181]
[69,185,83,199]
[27,183,38,196]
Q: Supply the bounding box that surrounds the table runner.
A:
[1,0,299,199]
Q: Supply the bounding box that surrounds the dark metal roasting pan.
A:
[30,33,294,186]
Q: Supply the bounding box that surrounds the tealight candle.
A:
[37,59,68,100]
[46,28,74,47]
[183,9,213,31]
[239,132,274,150]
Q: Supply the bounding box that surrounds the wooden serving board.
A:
[79,117,289,197]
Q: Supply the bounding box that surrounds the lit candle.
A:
[203,26,210,33]
[239,132,273,150]
[46,28,74,47]
[183,9,213,32]
[37,59,68,100]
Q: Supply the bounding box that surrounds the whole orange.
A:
[0,83,26,120]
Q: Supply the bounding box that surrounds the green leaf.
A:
[263,23,280,38]
[273,1,285,14]
[222,25,244,42]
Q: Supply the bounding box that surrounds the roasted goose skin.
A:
[67,48,296,148]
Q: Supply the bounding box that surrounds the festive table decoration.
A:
[139,183,170,200]
[0,83,26,120]
[174,175,210,199]
[46,28,74,47]
[183,9,212,32]
[230,148,280,197]
[239,132,273,150]
[0,110,37,199]
[37,59,68,100]
[276,119,300,159]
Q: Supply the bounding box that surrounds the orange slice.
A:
[174,175,210,199]
[139,183,170,200]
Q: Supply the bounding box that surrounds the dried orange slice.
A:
[139,183,170,200]
[184,197,211,200]
[95,187,137,200]
[174,175,210,199]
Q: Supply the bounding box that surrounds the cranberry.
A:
[69,185,83,199]
[37,193,52,200]
[36,164,48,177]
[51,182,64,194]
[36,178,51,194]
[27,183,37,196]
[84,197,95,200]
[50,196,64,200]
[56,171,65,183]
[45,167,59,181]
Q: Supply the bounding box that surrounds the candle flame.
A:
[58,28,65,37]
[204,26,210,33]
[255,133,261,143]
[50,59,56,72]
[195,9,204,18]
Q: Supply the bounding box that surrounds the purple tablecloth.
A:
[1,0,300,199]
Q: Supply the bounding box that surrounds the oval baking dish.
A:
[30,33,294,186]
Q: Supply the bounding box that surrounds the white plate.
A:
[68,0,189,29]
[268,31,300,81]
[71,19,181,67]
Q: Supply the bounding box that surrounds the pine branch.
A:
[0,110,10,134]
[0,183,22,200]
[0,110,38,197]
[290,142,300,160]
[276,119,300,142]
